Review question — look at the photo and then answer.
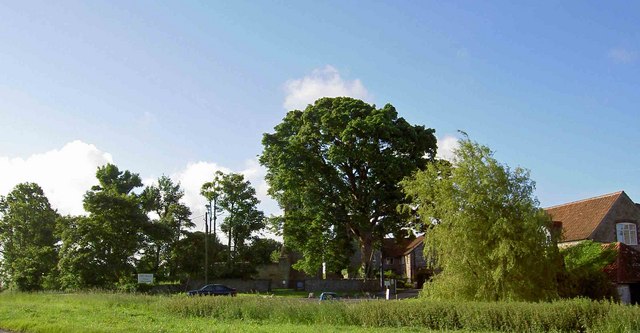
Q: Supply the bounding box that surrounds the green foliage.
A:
[558,240,619,300]
[243,237,282,266]
[0,183,59,291]
[260,97,437,276]
[270,249,282,263]
[201,171,265,272]
[562,240,617,271]
[57,164,148,289]
[138,176,193,280]
[115,279,154,293]
[171,230,225,280]
[402,137,560,301]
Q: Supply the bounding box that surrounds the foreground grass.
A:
[0,292,455,333]
[1,292,640,332]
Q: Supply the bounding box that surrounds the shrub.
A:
[558,241,619,301]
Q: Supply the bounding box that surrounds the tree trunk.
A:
[227,229,232,268]
[360,236,374,279]
[154,245,161,274]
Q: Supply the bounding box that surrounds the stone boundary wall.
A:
[150,279,272,294]
[185,279,272,292]
[304,279,381,292]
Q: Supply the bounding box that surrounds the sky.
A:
[1,1,639,236]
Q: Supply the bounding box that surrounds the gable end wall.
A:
[591,193,640,251]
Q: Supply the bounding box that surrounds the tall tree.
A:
[172,230,225,280]
[58,164,147,288]
[260,97,437,276]
[139,176,193,279]
[401,136,560,301]
[0,183,59,291]
[202,172,265,270]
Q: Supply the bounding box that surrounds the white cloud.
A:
[0,140,113,215]
[283,65,372,110]
[169,159,280,238]
[437,135,459,162]
[0,140,280,240]
[170,161,230,227]
[240,158,280,216]
[608,48,637,64]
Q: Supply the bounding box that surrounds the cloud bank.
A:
[169,159,280,233]
[283,65,371,110]
[0,140,113,215]
[0,141,279,236]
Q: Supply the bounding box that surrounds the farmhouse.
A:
[544,191,640,303]
[380,235,429,287]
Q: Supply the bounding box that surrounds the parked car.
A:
[318,292,340,301]
[187,284,237,296]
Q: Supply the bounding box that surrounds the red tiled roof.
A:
[544,191,623,242]
[383,235,424,257]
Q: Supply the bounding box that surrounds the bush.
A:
[115,279,153,293]
[558,241,619,301]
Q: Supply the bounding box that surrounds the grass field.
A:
[1,292,639,333]
[0,292,463,333]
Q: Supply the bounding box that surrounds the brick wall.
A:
[184,279,272,292]
[303,279,381,292]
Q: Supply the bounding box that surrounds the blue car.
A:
[319,292,340,301]
[188,284,237,296]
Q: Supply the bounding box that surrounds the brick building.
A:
[545,191,640,303]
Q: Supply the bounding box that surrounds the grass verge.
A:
[1,292,640,332]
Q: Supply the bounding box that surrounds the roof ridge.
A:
[544,191,624,210]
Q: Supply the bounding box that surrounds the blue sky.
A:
[1,1,639,228]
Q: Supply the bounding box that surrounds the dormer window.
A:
[616,223,638,245]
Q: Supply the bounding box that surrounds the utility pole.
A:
[201,174,222,285]
[205,200,217,284]
[212,196,217,246]
[204,210,209,284]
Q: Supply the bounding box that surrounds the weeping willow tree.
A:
[401,136,560,301]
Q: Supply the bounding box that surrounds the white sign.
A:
[137,274,154,284]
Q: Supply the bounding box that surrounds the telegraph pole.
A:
[212,197,217,245]
[204,210,209,284]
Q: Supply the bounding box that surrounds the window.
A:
[616,223,638,245]
[384,257,394,265]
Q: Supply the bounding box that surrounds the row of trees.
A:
[1,96,614,300]
[0,165,277,291]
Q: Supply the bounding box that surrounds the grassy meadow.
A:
[1,292,639,333]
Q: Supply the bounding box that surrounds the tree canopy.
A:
[260,97,437,276]
[401,136,560,301]
[201,171,265,272]
[58,164,148,288]
[138,176,193,279]
[0,183,59,291]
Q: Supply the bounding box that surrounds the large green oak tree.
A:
[260,97,437,276]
